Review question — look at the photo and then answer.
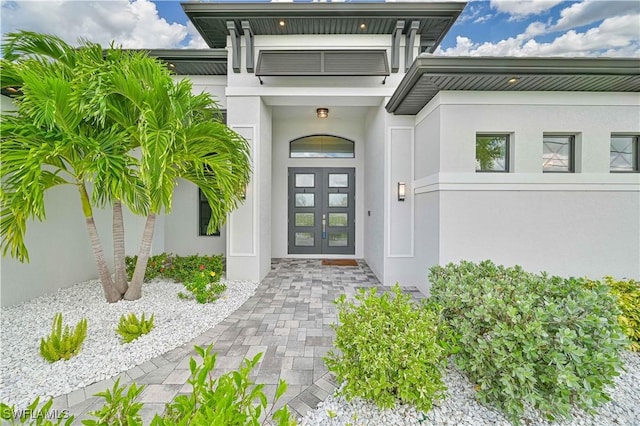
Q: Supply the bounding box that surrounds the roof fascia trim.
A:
[182,2,467,18]
[144,49,227,61]
[386,56,640,113]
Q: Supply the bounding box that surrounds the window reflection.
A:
[290,135,355,158]
[476,135,509,172]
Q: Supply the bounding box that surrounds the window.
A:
[198,110,226,236]
[543,135,574,172]
[199,189,220,236]
[476,134,509,172]
[610,135,639,172]
[290,134,354,158]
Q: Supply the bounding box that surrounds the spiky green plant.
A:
[39,313,88,363]
[116,313,155,343]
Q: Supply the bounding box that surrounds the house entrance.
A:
[288,167,355,255]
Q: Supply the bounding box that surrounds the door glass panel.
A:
[295,193,314,207]
[328,174,348,188]
[328,213,348,227]
[290,135,354,158]
[328,232,348,246]
[295,232,314,246]
[295,213,314,227]
[328,193,348,207]
[295,174,315,188]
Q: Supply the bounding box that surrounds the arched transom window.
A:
[289,134,355,158]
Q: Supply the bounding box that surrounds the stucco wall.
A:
[439,190,639,279]
[411,91,640,290]
[0,184,159,307]
[363,103,386,280]
[259,100,273,278]
[271,106,368,259]
[163,179,226,256]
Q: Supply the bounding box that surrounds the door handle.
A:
[322,214,326,239]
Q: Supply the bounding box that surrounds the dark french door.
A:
[288,167,355,255]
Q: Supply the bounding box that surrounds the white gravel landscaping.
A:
[300,350,640,426]
[0,278,257,408]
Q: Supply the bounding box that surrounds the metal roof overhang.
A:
[145,49,227,75]
[386,56,640,115]
[181,2,466,52]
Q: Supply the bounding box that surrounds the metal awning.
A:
[256,50,389,79]
[387,55,640,115]
[181,2,466,52]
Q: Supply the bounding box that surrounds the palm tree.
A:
[100,66,251,300]
[1,32,148,302]
[476,136,507,171]
[2,31,252,301]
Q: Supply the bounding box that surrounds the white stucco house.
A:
[1,2,639,307]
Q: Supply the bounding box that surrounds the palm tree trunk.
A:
[78,184,121,303]
[124,212,156,301]
[112,200,128,296]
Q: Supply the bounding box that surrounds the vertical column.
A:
[387,127,414,258]
[226,97,260,281]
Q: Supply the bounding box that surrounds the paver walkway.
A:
[51,258,425,424]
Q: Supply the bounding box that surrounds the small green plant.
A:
[325,284,449,413]
[39,313,87,363]
[82,345,296,425]
[125,253,224,285]
[116,313,155,343]
[600,277,640,351]
[155,344,296,425]
[429,260,627,425]
[82,379,145,426]
[178,270,226,304]
[0,397,73,425]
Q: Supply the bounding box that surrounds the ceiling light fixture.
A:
[279,20,286,27]
[508,77,519,84]
[316,108,329,119]
[360,23,366,30]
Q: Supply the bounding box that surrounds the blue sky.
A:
[1,1,639,56]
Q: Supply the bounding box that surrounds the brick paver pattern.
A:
[51,258,425,424]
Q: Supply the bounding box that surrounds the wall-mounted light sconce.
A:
[316,108,329,119]
[397,182,406,201]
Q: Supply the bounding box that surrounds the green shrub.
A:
[166,254,224,284]
[596,277,640,351]
[40,313,87,363]
[82,345,296,426]
[82,379,145,426]
[156,345,296,425]
[1,397,73,425]
[178,270,226,304]
[125,253,224,285]
[116,313,155,344]
[429,260,626,425]
[325,284,449,413]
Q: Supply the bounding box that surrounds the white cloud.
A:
[490,0,564,18]
[474,14,493,24]
[553,0,640,31]
[0,0,190,48]
[436,13,640,57]
[185,21,209,49]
